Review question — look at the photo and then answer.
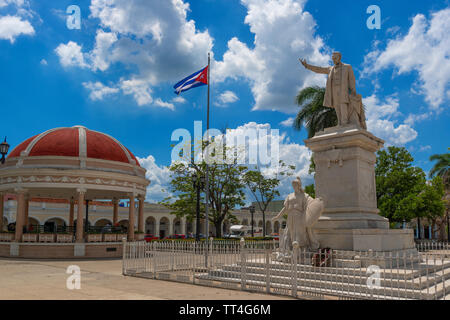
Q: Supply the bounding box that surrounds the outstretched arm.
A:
[299,58,330,74]
[272,206,286,221]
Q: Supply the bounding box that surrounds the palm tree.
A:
[293,86,337,138]
[429,149,450,241]
[429,149,450,187]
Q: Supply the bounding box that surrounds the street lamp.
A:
[249,205,255,237]
[192,173,205,242]
[0,137,10,164]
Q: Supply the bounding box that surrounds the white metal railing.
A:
[416,241,450,253]
[122,239,450,300]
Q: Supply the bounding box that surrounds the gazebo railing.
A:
[25,224,125,234]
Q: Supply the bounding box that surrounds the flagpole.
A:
[205,52,210,267]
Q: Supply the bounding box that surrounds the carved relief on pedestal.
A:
[359,168,376,204]
[314,146,344,168]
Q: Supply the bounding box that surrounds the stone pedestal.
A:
[304,125,415,252]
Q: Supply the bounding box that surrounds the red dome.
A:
[8,126,140,167]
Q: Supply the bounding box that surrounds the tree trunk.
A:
[417,217,421,239]
[438,219,446,241]
[431,221,436,240]
[262,210,266,237]
[214,220,222,238]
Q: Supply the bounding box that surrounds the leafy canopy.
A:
[376,146,426,222]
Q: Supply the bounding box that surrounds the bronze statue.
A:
[300,52,366,129]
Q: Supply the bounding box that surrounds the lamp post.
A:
[447,211,449,242]
[0,137,10,164]
[249,205,255,237]
[192,173,205,242]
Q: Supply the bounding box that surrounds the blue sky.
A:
[0,0,449,203]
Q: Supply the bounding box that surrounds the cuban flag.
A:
[173,66,208,95]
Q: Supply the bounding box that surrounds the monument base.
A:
[315,228,415,251]
[316,211,389,229]
[304,125,416,256]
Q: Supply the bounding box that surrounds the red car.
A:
[144,234,159,242]
[270,233,280,240]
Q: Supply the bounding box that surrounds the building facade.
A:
[1,197,282,238]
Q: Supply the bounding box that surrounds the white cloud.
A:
[120,79,153,106]
[363,94,418,145]
[40,58,47,65]
[82,81,119,101]
[55,41,89,68]
[404,112,431,126]
[280,117,294,127]
[0,14,33,43]
[155,98,175,111]
[217,90,239,106]
[220,122,313,199]
[0,0,36,43]
[172,96,186,104]
[89,29,118,72]
[137,155,173,203]
[55,0,213,109]
[364,8,450,111]
[269,136,312,198]
[0,0,25,8]
[419,145,431,152]
[139,121,313,203]
[214,0,330,113]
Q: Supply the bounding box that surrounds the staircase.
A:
[196,256,450,300]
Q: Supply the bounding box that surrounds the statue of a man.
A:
[300,52,366,129]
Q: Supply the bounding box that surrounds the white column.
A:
[181,218,186,235]
[128,196,135,241]
[69,197,75,227]
[112,198,119,225]
[155,217,160,238]
[14,189,27,242]
[24,195,29,230]
[168,218,174,236]
[76,189,85,243]
[138,197,145,233]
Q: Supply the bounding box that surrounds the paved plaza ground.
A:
[0,258,292,300]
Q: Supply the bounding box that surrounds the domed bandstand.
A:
[0,126,150,258]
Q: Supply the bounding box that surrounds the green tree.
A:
[375,146,426,224]
[243,161,295,236]
[419,176,446,240]
[428,149,449,240]
[429,149,450,187]
[308,155,315,174]
[161,160,247,238]
[293,86,337,138]
[304,184,315,198]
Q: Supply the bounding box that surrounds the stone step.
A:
[210,265,450,291]
[197,270,450,300]
[276,249,423,268]
[333,259,362,268]
[238,260,450,280]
